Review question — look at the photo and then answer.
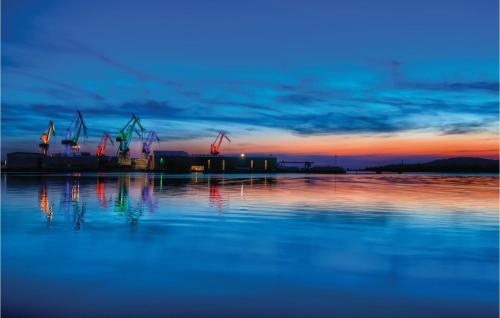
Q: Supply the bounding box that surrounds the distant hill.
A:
[365,157,499,173]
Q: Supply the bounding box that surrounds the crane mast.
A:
[61,110,88,156]
[96,133,114,157]
[116,114,145,165]
[39,120,56,155]
[210,132,231,155]
[142,131,160,158]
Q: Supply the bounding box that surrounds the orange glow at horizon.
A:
[157,130,499,158]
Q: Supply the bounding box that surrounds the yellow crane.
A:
[39,120,56,155]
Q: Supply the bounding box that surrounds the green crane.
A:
[116,114,145,157]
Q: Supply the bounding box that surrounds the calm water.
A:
[1,173,499,317]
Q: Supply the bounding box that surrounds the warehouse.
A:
[152,151,276,173]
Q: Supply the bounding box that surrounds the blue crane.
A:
[61,110,88,155]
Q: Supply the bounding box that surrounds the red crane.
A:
[96,133,114,157]
[210,132,231,155]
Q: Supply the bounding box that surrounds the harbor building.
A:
[153,151,277,173]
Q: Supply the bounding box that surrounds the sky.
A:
[2,0,499,168]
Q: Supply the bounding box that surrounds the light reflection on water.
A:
[1,173,499,317]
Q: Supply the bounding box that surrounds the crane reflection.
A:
[96,177,107,208]
[209,181,223,211]
[39,181,53,224]
[114,175,150,226]
[141,175,157,213]
[115,176,130,214]
[61,178,79,212]
[60,177,85,231]
[73,202,86,231]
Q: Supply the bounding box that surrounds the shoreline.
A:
[1,169,497,177]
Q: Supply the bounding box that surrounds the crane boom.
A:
[210,132,231,155]
[61,110,88,155]
[116,114,145,155]
[39,120,56,155]
[142,131,160,158]
[96,133,114,157]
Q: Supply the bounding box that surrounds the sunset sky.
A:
[2,0,499,167]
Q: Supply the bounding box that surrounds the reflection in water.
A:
[72,202,85,231]
[31,174,500,230]
[141,175,156,213]
[2,173,499,317]
[39,181,53,224]
[114,175,147,226]
[58,178,87,231]
[209,181,222,211]
[96,178,107,208]
[61,179,78,213]
[114,176,130,214]
[127,204,143,227]
[71,182,79,202]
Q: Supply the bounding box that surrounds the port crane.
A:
[142,131,160,158]
[61,110,88,155]
[96,133,114,157]
[116,114,145,162]
[210,132,231,155]
[39,120,56,155]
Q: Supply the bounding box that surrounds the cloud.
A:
[2,89,498,159]
[119,100,183,115]
[275,94,323,105]
[10,70,106,102]
[85,47,182,89]
[373,57,498,93]
[440,122,491,135]
[106,96,498,136]
[2,27,499,145]
[3,72,498,139]
[3,31,183,90]
[398,80,499,92]
[201,98,276,112]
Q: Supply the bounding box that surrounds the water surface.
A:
[2,173,499,317]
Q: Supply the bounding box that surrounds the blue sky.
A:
[2,0,499,167]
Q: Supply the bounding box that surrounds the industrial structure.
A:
[115,114,145,166]
[96,133,114,157]
[39,121,56,155]
[5,111,279,173]
[142,131,160,158]
[210,132,231,155]
[153,151,276,173]
[61,110,88,156]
